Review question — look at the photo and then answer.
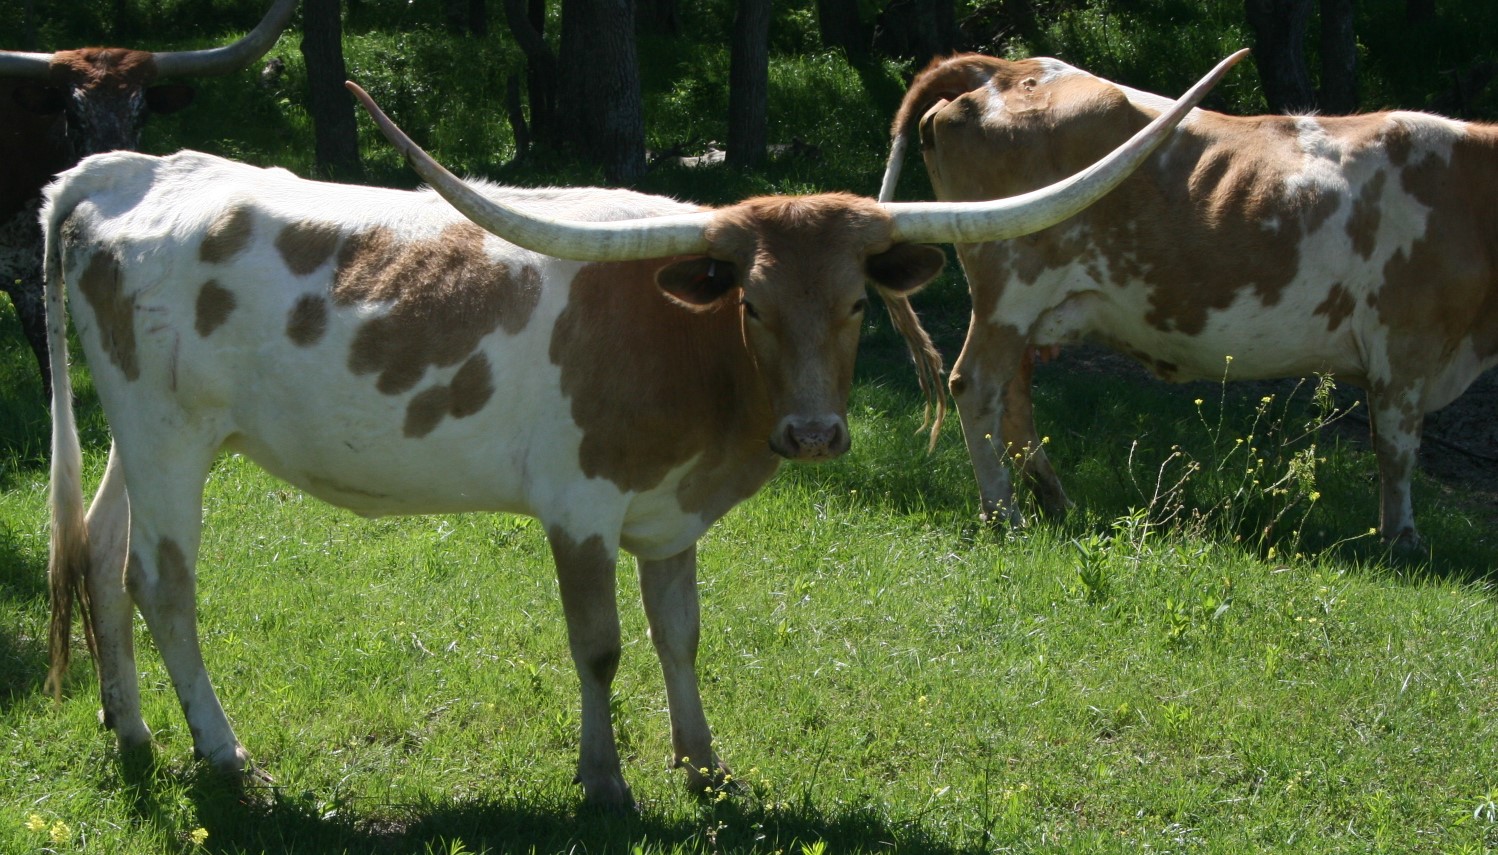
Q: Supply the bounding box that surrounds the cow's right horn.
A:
[885,49,1249,246]
[347,81,715,262]
[152,0,299,78]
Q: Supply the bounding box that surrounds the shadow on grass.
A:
[115,759,973,855]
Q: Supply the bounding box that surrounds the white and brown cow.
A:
[1,0,296,398]
[40,64,1231,807]
[879,50,1497,546]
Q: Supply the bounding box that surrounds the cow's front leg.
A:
[1001,349,1072,518]
[638,545,727,795]
[547,527,631,807]
[950,319,1028,526]
[1368,388,1425,548]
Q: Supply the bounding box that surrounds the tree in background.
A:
[728,0,771,167]
[556,0,645,183]
[875,0,957,70]
[816,0,873,61]
[1244,0,1356,114]
[503,0,555,157]
[301,0,362,181]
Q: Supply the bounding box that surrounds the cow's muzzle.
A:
[771,416,850,462]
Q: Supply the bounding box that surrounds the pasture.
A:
[4,2,1498,852]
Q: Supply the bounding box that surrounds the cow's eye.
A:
[740,298,760,320]
[851,298,868,316]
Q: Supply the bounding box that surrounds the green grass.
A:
[3,292,1498,853]
[5,4,1498,851]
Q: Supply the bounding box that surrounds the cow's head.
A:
[654,194,945,460]
[0,0,296,157]
[345,50,1242,460]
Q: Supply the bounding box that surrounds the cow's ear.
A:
[13,83,67,115]
[657,256,739,308]
[146,84,196,115]
[867,243,945,295]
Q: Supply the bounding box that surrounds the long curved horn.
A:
[0,51,57,79]
[347,81,715,262]
[152,0,298,78]
[886,48,1249,245]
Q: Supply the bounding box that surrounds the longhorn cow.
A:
[879,50,1493,546]
[41,59,1235,806]
[1,0,296,398]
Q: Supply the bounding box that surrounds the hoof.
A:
[574,772,636,811]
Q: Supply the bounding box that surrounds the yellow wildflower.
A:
[49,820,70,846]
[25,815,46,833]
[191,827,210,846]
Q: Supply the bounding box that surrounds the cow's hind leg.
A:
[1368,387,1425,548]
[119,442,249,774]
[547,526,632,807]
[85,445,152,754]
[638,545,726,795]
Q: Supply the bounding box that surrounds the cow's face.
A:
[658,194,945,461]
[13,49,194,157]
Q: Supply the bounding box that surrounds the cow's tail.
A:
[40,175,96,701]
[876,55,1002,450]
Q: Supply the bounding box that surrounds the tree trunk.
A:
[876,0,958,68]
[445,0,489,35]
[638,0,680,35]
[1404,0,1434,25]
[728,0,771,167]
[1244,0,1316,114]
[557,0,645,183]
[1318,0,1357,113]
[816,0,873,60]
[503,0,557,150]
[301,0,364,182]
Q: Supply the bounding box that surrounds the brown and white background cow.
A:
[879,51,1498,547]
[39,57,1239,806]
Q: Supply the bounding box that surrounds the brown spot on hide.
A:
[1376,121,1498,370]
[77,249,139,380]
[403,353,496,438]
[194,280,236,337]
[287,295,329,346]
[1313,283,1355,331]
[48,48,160,88]
[334,223,541,395]
[157,538,190,589]
[200,205,254,264]
[1346,171,1385,260]
[551,258,775,515]
[276,221,343,275]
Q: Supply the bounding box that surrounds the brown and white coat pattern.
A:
[43,151,947,806]
[881,54,1498,545]
[41,56,1235,806]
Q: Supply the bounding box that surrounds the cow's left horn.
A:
[0,51,56,78]
[347,82,715,262]
[152,0,298,77]
[885,49,1249,245]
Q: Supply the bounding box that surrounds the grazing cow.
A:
[878,49,1496,546]
[0,0,296,397]
[40,62,1230,806]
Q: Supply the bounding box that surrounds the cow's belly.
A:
[1028,281,1371,384]
[223,398,554,518]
